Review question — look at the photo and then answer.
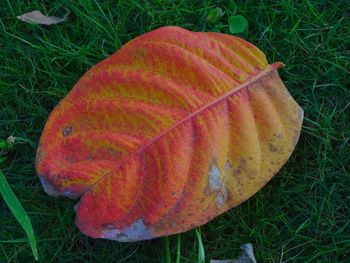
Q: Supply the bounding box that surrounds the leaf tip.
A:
[271,62,285,70]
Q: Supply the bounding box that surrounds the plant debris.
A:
[16,9,70,25]
[210,243,257,263]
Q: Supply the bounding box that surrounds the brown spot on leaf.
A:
[225,160,231,170]
[106,147,122,158]
[65,156,76,163]
[133,48,147,60]
[63,126,73,136]
[269,143,278,152]
[274,133,283,139]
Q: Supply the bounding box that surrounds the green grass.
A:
[0,0,349,262]
[0,169,38,260]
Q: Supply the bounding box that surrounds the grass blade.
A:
[176,234,181,263]
[0,170,38,260]
[195,228,205,263]
[163,236,171,263]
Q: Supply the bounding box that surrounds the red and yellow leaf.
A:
[36,26,303,241]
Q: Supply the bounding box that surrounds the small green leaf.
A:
[228,15,248,34]
[0,137,14,155]
[0,170,38,260]
[207,7,225,24]
[0,140,8,150]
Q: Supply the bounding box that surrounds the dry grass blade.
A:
[210,243,257,263]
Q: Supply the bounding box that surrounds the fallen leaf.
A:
[36,26,303,242]
[210,243,257,263]
[16,9,69,25]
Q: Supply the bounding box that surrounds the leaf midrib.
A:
[79,62,283,198]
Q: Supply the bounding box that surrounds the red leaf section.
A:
[36,26,303,241]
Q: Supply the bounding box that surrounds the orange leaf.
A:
[36,26,303,241]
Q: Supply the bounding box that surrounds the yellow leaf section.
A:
[150,70,303,237]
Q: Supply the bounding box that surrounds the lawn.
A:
[0,0,349,262]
